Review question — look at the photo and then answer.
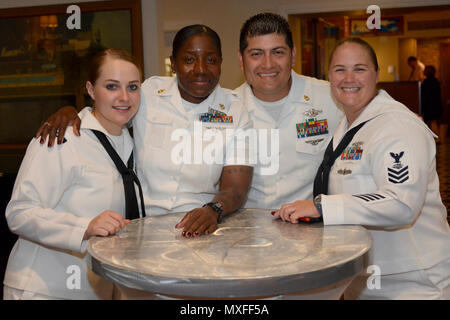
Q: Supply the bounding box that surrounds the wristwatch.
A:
[313,194,323,218]
[203,202,224,223]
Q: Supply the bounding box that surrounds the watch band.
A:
[203,201,224,223]
[298,196,323,224]
[313,194,323,218]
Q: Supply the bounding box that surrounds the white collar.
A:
[79,107,129,137]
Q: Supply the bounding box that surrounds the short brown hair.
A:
[88,48,142,84]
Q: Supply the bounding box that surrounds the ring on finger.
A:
[44,122,52,127]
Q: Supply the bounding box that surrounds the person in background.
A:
[273,38,450,300]
[34,25,253,238]
[407,56,426,82]
[421,65,443,141]
[4,48,143,299]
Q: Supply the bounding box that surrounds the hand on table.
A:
[272,200,320,224]
[175,206,218,237]
[83,210,130,240]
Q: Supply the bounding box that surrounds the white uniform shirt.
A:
[133,76,252,216]
[237,71,344,209]
[322,90,450,275]
[4,107,134,299]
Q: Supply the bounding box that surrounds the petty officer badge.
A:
[387,151,409,184]
[296,108,328,139]
[199,107,233,123]
[341,141,364,160]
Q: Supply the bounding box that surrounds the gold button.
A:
[157,89,165,94]
[304,95,310,101]
[219,104,225,110]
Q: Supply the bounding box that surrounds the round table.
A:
[87,209,372,298]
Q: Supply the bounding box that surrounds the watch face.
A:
[211,202,223,214]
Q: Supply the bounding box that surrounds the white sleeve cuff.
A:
[69,217,91,253]
[322,194,345,225]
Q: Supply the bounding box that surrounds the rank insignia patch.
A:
[296,118,328,138]
[199,107,233,123]
[387,151,409,184]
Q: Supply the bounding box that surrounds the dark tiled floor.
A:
[435,141,450,223]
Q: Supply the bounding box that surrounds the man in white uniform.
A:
[236,13,343,210]
[233,13,350,300]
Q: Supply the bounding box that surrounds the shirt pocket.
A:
[73,165,122,216]
[147,112,174,149]
[293,135,332,180]
[295,134,332,155]
[81,165,120,188]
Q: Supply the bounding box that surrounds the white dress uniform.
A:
[133,76,252,216]
[321,90,450,299]
[236,71,344,209]
[4,107,135,300]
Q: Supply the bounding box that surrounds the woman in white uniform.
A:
[273,38,450,299]
[35,25,253,238]
[4,48,143,299]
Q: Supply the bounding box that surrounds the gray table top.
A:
[88,209,372,298]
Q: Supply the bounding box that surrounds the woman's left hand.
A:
[175,165,253,237]
[175,206,218,237]
[272,200,320,224]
